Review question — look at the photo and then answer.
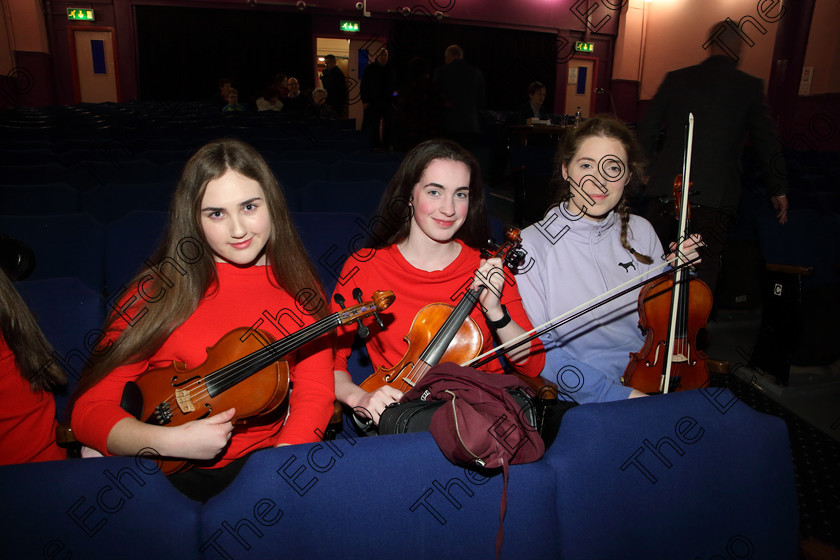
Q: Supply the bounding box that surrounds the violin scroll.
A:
[482,227,525,269]
[336,290,395,326]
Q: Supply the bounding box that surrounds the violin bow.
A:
[661,113,695,394]
[465,254,701,370]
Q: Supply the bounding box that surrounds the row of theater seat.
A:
[0,211,380,298]
[0,157,400,192]
[0,387,800,560]
[0,178,389,221]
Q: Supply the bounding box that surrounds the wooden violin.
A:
[359,229,525,394]
[122,290,394,475]
[624,113,711,394]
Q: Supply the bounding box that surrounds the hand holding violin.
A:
[342,383,403,424]
[666,233,704,269]
[106,407,236,461]
[168,407,236,459]
[473,257,506,320]
[472,256,532,364]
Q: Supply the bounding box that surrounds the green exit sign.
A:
[575,41,594,53]
[340,20,360,33]
[67,8,95,21]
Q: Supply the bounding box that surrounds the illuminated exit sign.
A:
[67,8,95,21]
[575,41,594,53]
[340,20,360,32]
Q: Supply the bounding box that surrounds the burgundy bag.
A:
[400,363,546,558]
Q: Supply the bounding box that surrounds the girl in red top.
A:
[71,138,334,501]
[332,139,544,425]
[0,268,67,465]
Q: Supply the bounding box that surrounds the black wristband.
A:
[486,304,512,330]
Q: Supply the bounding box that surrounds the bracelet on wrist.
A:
[486,304,512,330]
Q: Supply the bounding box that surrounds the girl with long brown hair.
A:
[516,115,701,404]
[0,266,67,465]
[71,138,334,500]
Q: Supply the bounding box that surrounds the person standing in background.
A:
[433,45,485,150]
[321,54,348,118]
[638,20,788,296]
[361,47,395,151]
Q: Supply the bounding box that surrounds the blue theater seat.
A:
[201,432,559,559]
[0,183,79,215]
[0,455,201,560]
[16,277,105,419]
[328,160,399,184]
[266,159,326,196]
[104,211,170,296]
[135,148,194,166]
[543,388,799,560]
[57,146,135,169]
[0,162,71,186]
[758,207,840,288]
[71,159,160,190]
[296,179,386,216]
[277,149,339,162]
[0,214,105,293]
[290,211,367,295]
[80,182,174,224]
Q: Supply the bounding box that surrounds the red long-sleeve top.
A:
[0,336,66,465]
[72,263,334,468]
[332,241,544,380]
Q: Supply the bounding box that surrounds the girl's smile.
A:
[200,169,272,266]
[408,158,471,244]
[563,135,630,221]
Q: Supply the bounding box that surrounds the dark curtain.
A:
[135,6,313,103]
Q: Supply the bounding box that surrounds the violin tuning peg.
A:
[343,290,370,339]
[372,312,385,329]
[357,322,370,338]
[507,249,526,269]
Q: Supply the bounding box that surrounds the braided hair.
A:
[549,114,653,265]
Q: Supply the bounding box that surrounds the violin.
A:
[359,229,526,394]
[121,290,394,475]
[624,113,711,394]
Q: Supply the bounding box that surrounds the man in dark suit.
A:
[360,47,394,151]
[433,44,485,149]
[639,21,788,295]
[321,54,347,118]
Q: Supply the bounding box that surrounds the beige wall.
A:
[5,0,49,53]
[801,0,840,95]
[620,0,782,100]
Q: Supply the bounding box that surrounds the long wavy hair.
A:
[71,138,327,405]
[368,138,491,249]
[0,269,66,392]
[550,115,652,264]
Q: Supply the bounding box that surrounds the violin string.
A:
[465,255,701,369]
[155,308,357,414]
[418,287,481,366]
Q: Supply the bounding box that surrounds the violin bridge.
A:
[175,389,196,413]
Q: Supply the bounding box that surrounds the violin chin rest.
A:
[120,381,144,419]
